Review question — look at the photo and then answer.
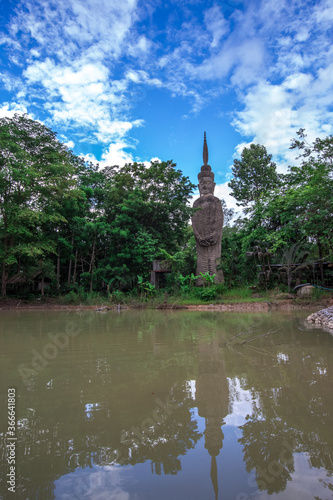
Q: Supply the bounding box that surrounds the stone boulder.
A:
[306,306,333,333]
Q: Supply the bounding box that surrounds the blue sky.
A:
[1,0,333,209]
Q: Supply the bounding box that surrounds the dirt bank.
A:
[0,296,332,312]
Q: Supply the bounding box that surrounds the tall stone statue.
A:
[192,133,224,285]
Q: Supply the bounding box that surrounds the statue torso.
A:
[192,195,223,246]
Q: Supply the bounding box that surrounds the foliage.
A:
[0,115,196,297]
[199,272,216,287]
[276,244,311,291]
[178,273,199,293]
[137,275,156,297]
[196,287,218,301]
[225,132,333,288]
[228,144,280,215]
[246,242,274,290]
[0,113,82,295]
[221,198,235,227]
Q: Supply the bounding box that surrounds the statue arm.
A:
[192,211,212,246]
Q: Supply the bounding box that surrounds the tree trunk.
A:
[41,276,45,296]
[287,267,292,292]
[317,236,325,285]
[57,249,61,291]
[67,258,72,286]
[67,235,74,285]
[1,261,7,297]
[72,249,78,286]
[89,237,96,293]
[1,236,8,296]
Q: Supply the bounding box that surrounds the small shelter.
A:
[150,260,171,290]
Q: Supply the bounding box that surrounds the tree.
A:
[95,161,196,289]
[277,244,310,291]
[228,144,280,215]
[246,242,274,289]
[0,114,82,296]
[221,198,235,227]
[286,130,333,284]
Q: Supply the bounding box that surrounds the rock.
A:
[295,284,314,297]
[306,306,333,333]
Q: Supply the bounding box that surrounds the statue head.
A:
[198,132,216,196]
[198,173,215,196]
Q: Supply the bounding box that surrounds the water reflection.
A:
[196,336,229,499]
[0,310,332,499]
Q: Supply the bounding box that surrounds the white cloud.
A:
[87,147,162,170]
[4,0,147,155]
[127,35,152,57]
[204,6,229,48]
[2,0,333,175]
[232,57,333,171]
[143,157,162,168]
[23,57,145,144]
[94,119,144,143]
[315,0,333,23]
[0,102,29,118]
[100,142,134,167]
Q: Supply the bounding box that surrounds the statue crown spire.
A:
[198,131,213,180]
[203,131,208,166]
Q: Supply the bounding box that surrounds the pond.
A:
[0,309,332,500]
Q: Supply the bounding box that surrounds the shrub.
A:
[197,287,218,301]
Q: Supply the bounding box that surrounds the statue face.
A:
[199,176,215,196]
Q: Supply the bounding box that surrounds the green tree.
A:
[287,130,333,283]
[96,161,195,289]
[228,144,280,216]
[221,198,235,227]
[0,114,82,296]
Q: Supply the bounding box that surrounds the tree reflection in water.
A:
[0,310,332,499]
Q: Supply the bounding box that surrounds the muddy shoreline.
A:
[1,297,332,312]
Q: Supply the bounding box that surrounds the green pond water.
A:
[0,309,332,500]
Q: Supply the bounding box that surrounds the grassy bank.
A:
[1,286,332,310]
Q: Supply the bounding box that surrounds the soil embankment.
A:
[0,296,332,312]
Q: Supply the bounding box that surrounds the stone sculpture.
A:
[192,133,224,285]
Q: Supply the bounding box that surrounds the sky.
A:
[1,0,333,211]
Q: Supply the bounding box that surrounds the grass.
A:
[3,285,332,308]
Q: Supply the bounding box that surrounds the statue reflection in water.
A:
[195,335,229,500]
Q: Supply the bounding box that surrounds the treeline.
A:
[1,115,332,298]
[223,135,333,289]
[0,114,195,297]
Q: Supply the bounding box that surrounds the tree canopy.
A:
[222,131,333,289]
[228,144,279,215]
[0,115,195,296]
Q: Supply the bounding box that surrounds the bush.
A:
[215,283,228,295]
[61,290,79,303]
[111,290,125,303]
[197,287,218,301]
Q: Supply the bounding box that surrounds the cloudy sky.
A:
[1,0,333,208]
